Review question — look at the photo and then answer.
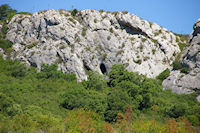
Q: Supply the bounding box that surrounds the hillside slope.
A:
[1,9,185,81]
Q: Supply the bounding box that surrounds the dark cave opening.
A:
[100,63,107,74]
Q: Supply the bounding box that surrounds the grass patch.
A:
[27,41,39,49]
[178,42,187,51]
[81,28,87,37]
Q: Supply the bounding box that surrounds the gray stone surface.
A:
[197,95,200,102]
[6,9,181,81]
[163,18,200,101]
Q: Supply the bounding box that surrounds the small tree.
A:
[71,9,78,16]
[0,4,17,20]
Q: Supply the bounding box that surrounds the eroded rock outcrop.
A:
[5,9,182,81]
[163,18,200,101]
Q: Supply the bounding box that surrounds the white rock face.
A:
[163,18,200,99]
[6,9,181,81]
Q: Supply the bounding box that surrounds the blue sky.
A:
[0,0,199,34]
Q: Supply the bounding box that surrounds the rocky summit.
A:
[2,9,184,81]
[163,18,200,101]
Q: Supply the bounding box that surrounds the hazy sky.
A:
[0,0,199,34]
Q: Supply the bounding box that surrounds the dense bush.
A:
[61,88,107,116]
[167,103,188,118]
[37,64,77,81]
[85,71,106,90]
[105,89,133,122]
[0,56,199,132]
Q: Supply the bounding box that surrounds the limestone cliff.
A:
[3,9,182,81]
[163,18,200,101]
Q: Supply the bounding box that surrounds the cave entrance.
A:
[100,63,107,74]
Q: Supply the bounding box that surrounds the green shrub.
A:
[94,18,97,23]
[156,68,170,81]
[180,67,189,74]
[0,92,14,113]
[178,42,187,51]
[68,17,76,24]
[193,23,196,30]
[152,49,156,54]
[71,9,78,16]
[37,64,77,81]
[86,71,106,90]
[141,38,147,42]
[139,45,143,52]
[104,89,133,122]
[165,103,188,118]
[133,59,142,64]
[81,28,87,37]
[117,81,140,98]
[154,30,162,36]
[109,28,113,33]
[0,4,17,21]
[172,59,182,70]
[11,62,27,77]
[172,60,189,74]
[61,88,107,116]
[99,9,104,13]
[107,36,111,40]
[122,11,128,14]
[0,39,13,50]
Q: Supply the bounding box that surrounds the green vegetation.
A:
[178,42,187,51]
[172,59,189,74]
[0,4,17,21]
[68,17,76,24]
[122,11,128,14]
[102,53,107,60]
[109,27,114,33]
[0,39,13,51]
[0,57,199,132]
[154,30,162,36]
[174,33,189,42]
[156,68,170,82]
[107,36,111,40]
[99,9,104,13]
[152,49,156,54]
[27,41,39,49]
[71,9,78,16]
[149,22,153,28]
[94,18,97,23]
[139,45,143,52]
[142,37,147,42]
[81,28,87,37]
[133,59,142,64]
[0,4,199,132]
